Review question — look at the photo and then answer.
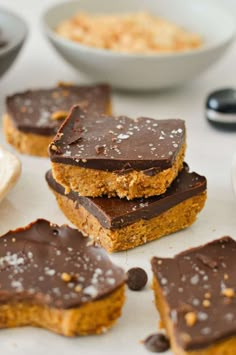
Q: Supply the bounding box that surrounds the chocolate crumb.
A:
[67,134,82,145]
[143,167,161,177]
[144,333,170,353]
[95,145,105,155]
[126,267,148,291]
[196,254,218,269]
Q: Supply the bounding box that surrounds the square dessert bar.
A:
[49,105,186,199]
[151,237,236,355]
[0,219,125,336]
[4,83,111,156]
[46,164,206,252]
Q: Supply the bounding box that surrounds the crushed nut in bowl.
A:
[56,12,203,54]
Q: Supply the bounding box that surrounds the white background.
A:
[0,1,236,354]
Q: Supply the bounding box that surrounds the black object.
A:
[144,333,170,353]
[126,267,148,291]
[206,88,236,130]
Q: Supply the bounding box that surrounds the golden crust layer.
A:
[0,285,125,336]
[152,277,236,355]
[3,114,53,157]
[51,143,186,199]
[50,188,206,252]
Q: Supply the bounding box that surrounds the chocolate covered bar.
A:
[151,237,236,354]
[49,105,186,199]
[3,83,111,156]
[46,164,206,252]
[0,219,125,336]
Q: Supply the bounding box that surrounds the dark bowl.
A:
[0,7,28,78]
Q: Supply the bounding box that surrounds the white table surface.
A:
[0,1,236,354]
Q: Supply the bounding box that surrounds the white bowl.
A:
[42,0,236,91]
[0,7,28,78]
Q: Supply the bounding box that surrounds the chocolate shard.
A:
[6,84,111,136]
[49,105,186,173]
[151,236,236,351]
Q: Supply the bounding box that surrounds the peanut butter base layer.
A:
[50,188,206,252]
[3,114,53,157]
[151,237,236,354]
[152,278,236,355]
[0,285,125,336]
[51,142,186,199]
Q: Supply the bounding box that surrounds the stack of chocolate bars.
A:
[47,105,207,252]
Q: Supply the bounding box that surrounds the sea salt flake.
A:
[201,327,211,335]
[161,278,168,285]
[45,269,56,276]
[190,274,199,285]
[225,313,234,321]
[106,278,116,285]
[170,310,177,323]
[11,280,23,290]
[83,285,98,297]
[192,298,200,306]
[198,312,208,321]
[117,134,129,140]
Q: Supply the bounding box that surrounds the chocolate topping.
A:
[144,333,170,353]
[151,237,236,351]
[6,84,110,136]
[49,105,185,172]
[46,163,206,230]
[126,267,148,291]
[0,219,125,309]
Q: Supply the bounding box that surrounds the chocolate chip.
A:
[144,333,170,353]
[126,267,148,291]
